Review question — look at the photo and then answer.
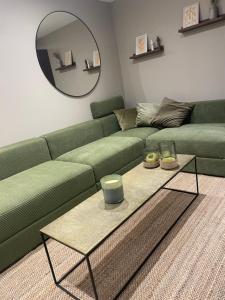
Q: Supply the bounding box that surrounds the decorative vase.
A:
[209,3,219,20]
[143,145,160,169]
[100,174,124,204]
[159,141,179,170]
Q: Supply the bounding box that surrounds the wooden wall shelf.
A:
[83,66,100,72]
[55,62,76,71]
[129,46,164,60]
[178,14,225,33]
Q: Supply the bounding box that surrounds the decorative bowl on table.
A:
[143,146,160,169]
[159,141,179,170]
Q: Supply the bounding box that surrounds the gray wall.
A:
[37,20,100,96]
[0,0,123,147]
[112,0,225,107]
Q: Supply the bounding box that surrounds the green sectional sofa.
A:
[1,95,225,272]
[44,117,144,184]
[0,138,97,271]
[146,100,225,177]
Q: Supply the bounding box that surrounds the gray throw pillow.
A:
[150,98,194,128]
[136,103,160,126]
[114,108,137,131]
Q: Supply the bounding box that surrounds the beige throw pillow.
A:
[136,103,160,126]
[114,108,137,131]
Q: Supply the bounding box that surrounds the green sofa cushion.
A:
[0,161,95,243]
[0,138,51,181]
[98,114,121,136]
[57,136,144,181]
[146,124,225,159]
[90,96,125,119]
[183,157,225,177]
[190,99,225,124]
[113,127,159,141]
[43,120,104,159]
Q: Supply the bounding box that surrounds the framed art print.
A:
[183,3,199,28]
[93,50,100,67]
[136,34,148,55]
[64,50,73,66]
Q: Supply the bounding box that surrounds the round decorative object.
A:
[143,145,160,169]
[100,174,124,204]
[160,158,179,170]
[143,160,160,169]
[159,141,179,170]
[36,11,101,97]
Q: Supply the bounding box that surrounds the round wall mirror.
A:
[36,11,101,97]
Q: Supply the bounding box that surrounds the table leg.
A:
[86,256,99,300]
[194,156,199,195]
[41,233,57,284]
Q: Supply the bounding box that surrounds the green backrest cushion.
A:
[90,96,125,119]
[190,99,225,123]
[98,114,121,136]
[0,138,51,181]
[44,120,104,159]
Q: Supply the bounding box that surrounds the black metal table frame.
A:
[41,156,199,300]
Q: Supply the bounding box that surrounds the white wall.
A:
[0,0,123,147]
[112,0,225,107]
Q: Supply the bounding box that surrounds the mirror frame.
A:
[35,11,101,98]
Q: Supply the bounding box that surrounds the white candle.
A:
[100,175,124,204]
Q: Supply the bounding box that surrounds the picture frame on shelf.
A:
[183,2,200,28]
[85,59,91,69]
[64,50,73,66]
[93,51,100,67]
[136,34,148,55]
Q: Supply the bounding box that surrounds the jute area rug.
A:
[1,173,225,300]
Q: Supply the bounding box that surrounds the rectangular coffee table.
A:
[40,154,199,300]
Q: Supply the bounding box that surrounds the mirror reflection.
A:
[36,11,101,97]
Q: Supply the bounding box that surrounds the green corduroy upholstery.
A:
[98,114,121,136]
[0,161,95,244]
[0,187,96,272]
[1,97,225,272]
[146,124,225,159]
[43,120,104,159]
[190,99,225,124]
[0,138,51,181]
[90,96,125,119]
[57,136,144,181]
[183,157,225,177]
[113,127,159,141]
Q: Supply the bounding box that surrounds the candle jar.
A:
[159,141,179,170]
[100,174,124,204]
[143,145,160,169]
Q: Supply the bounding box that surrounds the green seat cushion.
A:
[57,137,144,181]
[0,138,51,181]
[146,124,225,159]
[43,120,104,159]
[90,96,125,119]
[0,161,95,243]
[113,127,159,141]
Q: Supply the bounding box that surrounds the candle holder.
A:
[100,174,124,204]
[159,141,179,170]
[143,145,160,169]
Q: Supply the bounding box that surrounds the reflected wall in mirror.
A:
[36,11,101,97]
